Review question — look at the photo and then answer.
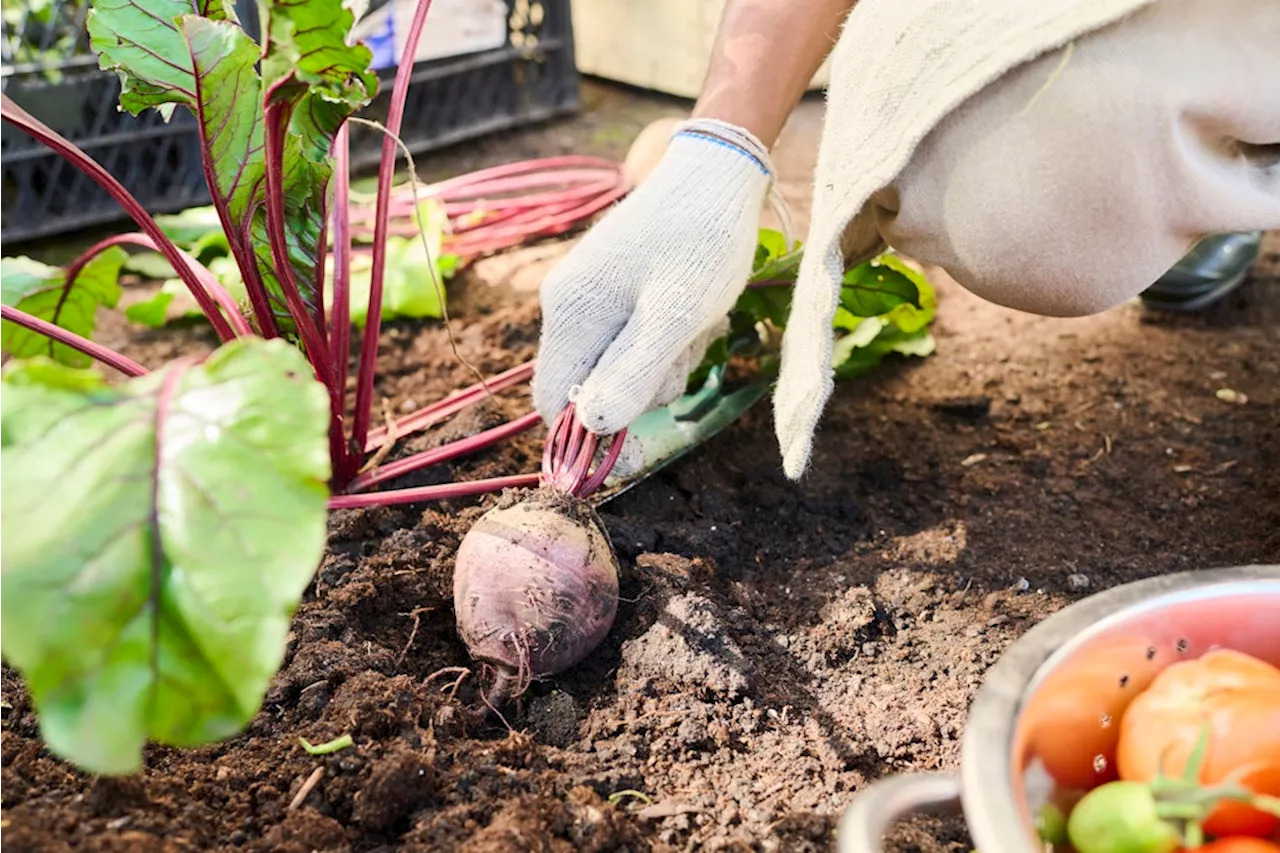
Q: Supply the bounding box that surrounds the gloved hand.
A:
[531,118,776,435]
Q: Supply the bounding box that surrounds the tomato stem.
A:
[1181,725,1212,783]
[1154,802,1201,820]
[1255,794,1280,817]
[1148,777,1196,796]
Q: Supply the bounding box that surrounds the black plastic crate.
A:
[0,0,210,243]
[1,0,580,245]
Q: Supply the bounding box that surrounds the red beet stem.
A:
[419,155,623,196]
[1,305,148,377]
[364,361,534,452]
[330,125,357,482]
[546,404,575,477]
[346,160,628,261]
[426,169,621,201]
[578,431,628,497]
[539,404,628,499]
[446,185,627,258]
[347,411,542,492]
[327,473,540,509]
[351,0,437,465]
[541,405,569,478]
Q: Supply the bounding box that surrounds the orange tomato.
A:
[1117,649,1280,839]
[1017,637,1170,789]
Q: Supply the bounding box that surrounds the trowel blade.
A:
[591,365,770,506]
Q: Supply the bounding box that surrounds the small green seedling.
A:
[607,790,653,807]
[299,734,355,755]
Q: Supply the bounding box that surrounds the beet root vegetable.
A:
[454,488,620,704]
[453,405,628,708]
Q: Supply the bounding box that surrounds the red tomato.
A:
[1117,649,1280,838]
[1192,840,1280,853]
[1016,637,1170,789]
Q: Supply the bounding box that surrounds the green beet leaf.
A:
[261,0,376,109]
[130,208,234,282]
[832,319,937,379]
[834,251,936,333]
[88,0,379,332]
[839,253,922,317]
[86,0,235,117]
[181,16,266,227]
[154,207,231,260]
[1,251,126,367]
[254,0,379,327]
[692,233,937,384]
[87,0,267,302]
[87,0,236,116]
[343,197,453,326]
[123,290,177,328]
[0,358,125,477]
[125,256,247,328]
[123,251,182,281]
[749,228,803,284]
[832,261,938,378]
[344,237,452,327]
[249,203,325,327]
[88,0,199,118]
[0,337,331,775]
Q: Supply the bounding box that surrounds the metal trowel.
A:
[591,363,771,506]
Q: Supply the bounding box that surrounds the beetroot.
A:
[453,405,628,707]
[454,488,620,702]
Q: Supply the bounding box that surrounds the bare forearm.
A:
[692,0,857,147]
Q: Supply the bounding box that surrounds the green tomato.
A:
[1066,782,1180,853]
[1036,802,1069,846]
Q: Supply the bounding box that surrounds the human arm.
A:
[694,0,857,146]
[531,0,857,434]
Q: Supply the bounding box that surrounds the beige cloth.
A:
[774,0,1280,481]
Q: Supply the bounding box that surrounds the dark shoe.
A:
[1140,231,1262,313]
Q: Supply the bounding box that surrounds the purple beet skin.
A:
[453,487,620,705]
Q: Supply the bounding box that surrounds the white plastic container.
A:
[350,0,510,70]
[570,0,830,98]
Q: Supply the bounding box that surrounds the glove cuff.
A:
[671,118,775,179]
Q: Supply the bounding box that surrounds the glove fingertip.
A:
[573,383,646,437]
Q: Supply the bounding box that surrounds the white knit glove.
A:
[532,119,774,435]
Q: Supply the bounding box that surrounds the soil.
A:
[3,81,1279,853]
